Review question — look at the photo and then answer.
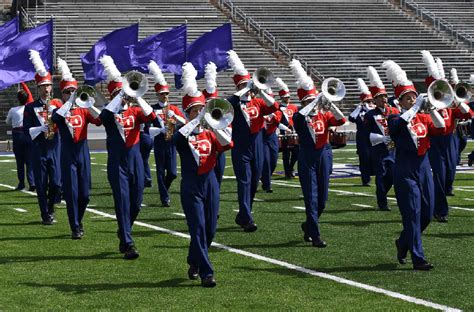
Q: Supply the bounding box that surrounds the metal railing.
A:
[216,0,325,82]
[400,0,473,51]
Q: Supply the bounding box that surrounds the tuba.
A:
[75,85,96,108]
[453,82,472,104]
[123,71,148,98]
[427,79,454,110]
[252,67,275,91]
[202,98,234,130]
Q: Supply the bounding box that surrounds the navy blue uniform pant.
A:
[232,131,264,224]
[107,144,144,247]
[298,144,331,240]
[181,171,219,279]
[356,141,372,185]
[261,132,279,191]
[12,131,35,188]
[61,141,91,233]
[214,152,226,187]
[140,132,153,186]
[154,141,177,204]
[373,151,394,209]
[394,153,434,265]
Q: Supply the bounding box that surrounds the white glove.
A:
[167,110,176,118]
[260,89,275,107]
[234,80,254,98]
[136,97,153,116]
[278,123,290,132]
[149,126,167,138]
[430,110,446,129]
[299,94,322,117]
[29,125,48,140]
[382,136,391,144]
[88,106,101,119]
[178,118,200,138]
[369,133,386,146]
[330,102,345,120]
[104,90,124,114]
[214,127,232,146]
[459,102,470,114]
[401,94,423,122]
[55,98,74,118]
[349,105,362,120]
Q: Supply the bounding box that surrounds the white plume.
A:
[148,60,167,86]
[382,60,412,87]
[436,58,445,79]
[227,50,248,75]
[204,62,217,93]
[470,74,474,85]
[182,62,201,97]
[356,78,370,95]
[289,59,314,91]
[450,68,459,85]
[99,55,121,82]
[57,57,74,82]
[421,50,440,79]
[366,66,384,88]
[28,49,48,77]
[275,77,289,92]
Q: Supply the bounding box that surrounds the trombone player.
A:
[51,57,102,239]
[98,55,157,259]
[23,50,63,225]
[290,59,346,247]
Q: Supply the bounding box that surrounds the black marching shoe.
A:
[188,265,199,280]
[436,215,448,223]
[123,245,139,260]
[379,205,391,211]
[71,231,82,240]
[28,185,36,192]
[201,276,217,288]
[79,223,84,237]
[41,218,54,226]
[362,183,371,187]
[312,237,327,248]
[15,184,25,191]
[446,192,455,197]
[413,261,434,271]
[264,188,273,193]
[468,158,473,167]
[235,216,258,232]
[162,200,171,207]
[144,180,152,188]
[301,222,311,242]
[395,239,407,264]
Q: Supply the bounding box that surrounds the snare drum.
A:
[456,120,472,138]
[329,130,347,149]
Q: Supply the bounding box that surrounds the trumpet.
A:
[427,79,454,110]
[75,85,96,108]
[123,71,148,98]
[453,82,472,104]
[202,98,234,130]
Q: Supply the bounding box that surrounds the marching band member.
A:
[202,62,227,188]
[290,59,346,247]
[384,60,445,270]
[6,82,35,191]
[98,55,156,259]
[261,89,282,193]
[421,53,472,222]
[226,50,279,232]
[148,61,186,207]
[349,78,375,186]
[364,66,399,211]
[51,57,102,239]
[23,50,63,225]
[275,77,299,179]
[173,63,233,287]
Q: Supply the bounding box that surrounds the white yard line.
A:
[172,212,186,217]
[14,208,27,213]
[450,206,474,212]
[292,206,305,210]
[352,204,373,208]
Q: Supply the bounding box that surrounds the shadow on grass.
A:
[0,234,69,242]
[0,252,116,264]
[22,278,193,293]
[0,201,38,206]
[324,208,375,214]
[425,232,474,239]
[0,221,43,226]
[227,240,304,249]
[319,220,400,227]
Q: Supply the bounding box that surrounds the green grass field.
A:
[0,143,473,311]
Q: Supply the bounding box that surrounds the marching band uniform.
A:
[172,63,233,287]
[275,78,299,179]
[261,107,282,192]
[227,50,279,232]
[148,61,186,207]
[51,57,102,239]
[140,122,153,188]
[98,55,156,259]
[349,78,374,186]
[365,66,399,211]
[23,50,62,225]
[420,58,473,222]
[290,59,346,247]
[6,81,35,191]
[384,60,445,270]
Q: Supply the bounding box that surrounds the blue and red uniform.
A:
[364,104,400,210]
[227,95,279,229]
[294,109,346,241]
[175,128,232,279]
[140,122,153,187]
[52,105,101,235]
[349,104,373,185]
[280,104,299,178]
[388,112,444,266]
[261,111,282,191]
[23,98,63,223]
[99,105,156,251]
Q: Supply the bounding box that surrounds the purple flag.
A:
[129,24,186,74]
[0,17,19,43]
[0,19,53,91]
[175,23,232,88]
[80,23,139,85]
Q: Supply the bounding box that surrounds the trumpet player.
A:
[421,53,473,223]
[349,78,375,187]
[23,50,63,225]
[290,59,346,247]
[98,56,156,260]
[226,50,279,232]
[384,60,445,270]
[173,63,233,287]
[364,66,399,211]
[148,61,186,207]
[51,57,102,239]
